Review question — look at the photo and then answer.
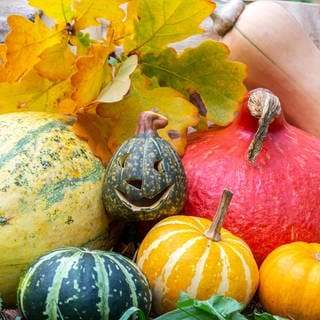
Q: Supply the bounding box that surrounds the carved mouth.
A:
[115,185,173,210]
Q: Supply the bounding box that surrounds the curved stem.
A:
[247,89,282,163]
[204,189,233,241]
[211,0,245,37]
[135,111,168,136]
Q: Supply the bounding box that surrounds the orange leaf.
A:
[4,14,63,82]
[71,44,113,110]
[73,109,114,165]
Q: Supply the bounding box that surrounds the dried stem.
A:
[204,189,233,241]
[135,111,168,136]
[247,89,281,163]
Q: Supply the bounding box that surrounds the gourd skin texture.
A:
[18,247,152,320]
[103,133,187,221]
[182,93,320,265]
[221,1,320,137]
[136,215,259,315]
[0,112,113,305]
[259,242,320,320]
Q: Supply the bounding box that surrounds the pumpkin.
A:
[17,247,152,320]
[0,112,119,306]
[136,189,259,315]
[259,241,320,320]
[212,0,320,137]
[103,111,187,221]
[182,88,320,265]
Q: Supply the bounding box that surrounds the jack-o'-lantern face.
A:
[102,135,187,221]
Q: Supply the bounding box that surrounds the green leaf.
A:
[95,55,138,103]
[254,313,289,320]
[124,0,215,55]
[141,40,247,126]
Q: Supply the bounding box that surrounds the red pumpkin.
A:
[182,88,320,265]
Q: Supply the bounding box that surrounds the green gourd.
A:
[17,247,152,320]
[103,111,187,221]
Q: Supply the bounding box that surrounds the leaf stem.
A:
[204,189,233,241]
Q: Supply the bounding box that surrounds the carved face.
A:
[102,135,187,221]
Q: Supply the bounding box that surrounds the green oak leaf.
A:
[124,0,215,55]
[141,39,247,126]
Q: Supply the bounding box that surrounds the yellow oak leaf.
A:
[71,44,113,110]
[0,70,72,113]
[124,0,215,54]
[4,14,63,82]
[0,44,7,82]
[73,0,125,30]
[96,69,199,157]
[28,0,73,26]
[35,42,76,81]
[95,55,138,103]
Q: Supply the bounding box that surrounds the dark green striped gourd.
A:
[17,247,152,320]
[0,112,116,306]
[103,111,187,221]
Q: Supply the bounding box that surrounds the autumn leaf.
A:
[35,42,76,81]
[124,0,215,55]
[141,40,247,126]
[95,55,138,103]
[71,44,113,110]
[73,109,114,164]
[0,44,7,82]
[28,0,73,26]
[4,14,63,82]
[96,69,199,158]
[0,70,72,113]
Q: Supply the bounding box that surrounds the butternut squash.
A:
[212,0,320,138]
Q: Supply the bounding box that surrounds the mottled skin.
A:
[182,90,320,265]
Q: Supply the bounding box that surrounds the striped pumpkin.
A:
[17,247,152,320]
[136,214,259,315]
[0,112,117,305]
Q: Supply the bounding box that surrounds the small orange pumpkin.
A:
[259,241,320,320]
[136,189,259,315]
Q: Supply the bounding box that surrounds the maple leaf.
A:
[0,44,7,82]
[141,40,247,126]
[96,69,199,158]
[124,0,215,55]
[95,55,138,103]
[71,44,113,111]
[4,14,63,82]
[0,70,72,113]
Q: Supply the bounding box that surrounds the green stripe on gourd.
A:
[0,112,119,306]
[103,111,187,221]
[17,247,152,320]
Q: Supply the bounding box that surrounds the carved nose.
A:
[126,179,142,189]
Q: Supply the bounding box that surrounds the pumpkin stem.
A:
[211,0,245,37]
[204,189,233,241]
[247,89,282,163]
[136,111,168,136]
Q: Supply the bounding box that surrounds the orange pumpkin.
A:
[136,189,259,315]
[259,241,320,320]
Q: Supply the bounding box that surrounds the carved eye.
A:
[126,179,142,189]
[118,153,130,168]
[154,159,164,173]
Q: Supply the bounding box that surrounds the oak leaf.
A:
[95,55,138,103]
[124,0,215,55]
[71,44,113,111]
[141,40,247,126]
[96,69,199,158]
[0,70,72,113]
[4,14,63,82]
